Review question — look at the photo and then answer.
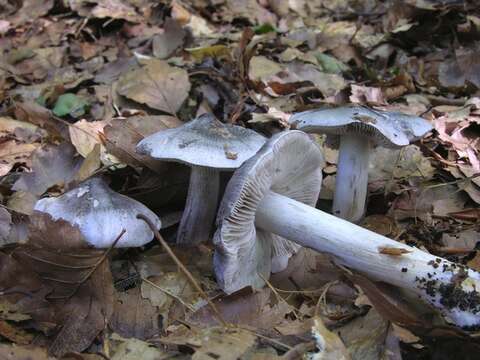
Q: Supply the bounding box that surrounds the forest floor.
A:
[0,0,480,359]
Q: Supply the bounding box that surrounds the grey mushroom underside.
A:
[332,134,372,223]
[177,165,219,245]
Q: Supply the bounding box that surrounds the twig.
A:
[141,277,196,312]
[137,214,228,327]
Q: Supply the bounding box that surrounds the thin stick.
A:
[137,214,228,327]
[141,277,196,312]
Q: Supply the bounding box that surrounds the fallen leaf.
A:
[109,333,168,360]
[161,325,257,360]
[310,316,350,360]
[0,208,12,245]
[74,143,101,182]
[0,344,50,360]
[0,320,34,345]
[7,191,38,215]
[12,213,115,357]
[441,229,480,250]
[0,141,39,177]
[152,18,185,59]
[350,84,387,105]
[117,59,191,115]
[12,143,82,196]
[103,115,182,172]
[189,287,293,330]
[110,286,161,340]
[186,45,232,62]
[52,93,89,118]
[69,0,142,22]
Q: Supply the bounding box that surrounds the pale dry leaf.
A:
[350,84,387,105]
[69,0,142,22]
[152,18,185,59]
[334,308,389,360]
[161,325,257,360]
[74,143,101,182]
[13,143,81,196]
[7,191,38,215]
[69,119,109,157]
[116,59,191,115]
[109,333,168,360]
[0,141,39,177]
[310,316,350,360]
[103,115,182,172]
[0,344,51,360]
[0,207,12,245]
[441,229,480,250]
[248,56,283,81]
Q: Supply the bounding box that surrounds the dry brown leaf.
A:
[109,333,169,360]
[0,141,39,177]
[110,286,161,340]
[0,320,34,345]
[0,207,12,245]
[189,287,293,330]
[152,18,185,59]
[74,143,101,182]
[69,119,109,157]
[12,143,81,196]
[103,115,182,172]
[0,344,51,360]
[161,325,257,360]
[310,316,350,360]
[69,0,142,22]
[11,213,115,357]
[13,101,67,140]
[117,59,191,115]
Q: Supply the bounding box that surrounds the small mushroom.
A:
[137,113,266,246]
[34,177,161,248]
[214,130,480,328]
[289,105,432,222]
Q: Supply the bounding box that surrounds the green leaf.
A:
[315,53,350,74]
[52,93,88,118]
[253,23,276,35]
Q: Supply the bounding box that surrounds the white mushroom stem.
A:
[177,166,219,245]
[256,191,480,328]
[332,134,372,223]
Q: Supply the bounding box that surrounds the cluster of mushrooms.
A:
[34,105,480,329]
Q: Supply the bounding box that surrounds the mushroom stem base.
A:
[177,166,219,245]
[255,191,480,327]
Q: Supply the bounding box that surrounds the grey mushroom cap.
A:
[213,131,324,294]
[136,113,267,170]
[34,177,161,248]
[289,105,433,148]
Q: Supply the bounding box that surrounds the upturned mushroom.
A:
[137,113,266,246]
[289,105,433,222]
[214,130,480,328]
[34,177,161,248]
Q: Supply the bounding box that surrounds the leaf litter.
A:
[0,0,480,358]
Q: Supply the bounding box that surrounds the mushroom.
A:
[34,177,161,248]
[137,113,266,246]
[289,105,433,222]
[214,130,480,328]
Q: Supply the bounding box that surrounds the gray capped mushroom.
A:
[34,177,161,248]
[136,113,266,246]
[214,130,480,328]
[289,105,433,223]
